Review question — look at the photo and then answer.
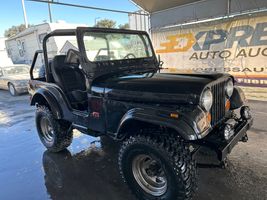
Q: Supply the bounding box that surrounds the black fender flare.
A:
[230,86,246,110]
[31,88,63,119]
[116,108,198,140]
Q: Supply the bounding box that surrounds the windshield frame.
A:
[77,27,157,64]
[41,28,158,83]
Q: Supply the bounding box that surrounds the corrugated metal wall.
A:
[129,11,150,32]
[150,0,267,29]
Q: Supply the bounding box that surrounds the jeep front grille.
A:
[210,81,226,126]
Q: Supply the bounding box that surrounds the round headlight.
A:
[225,79,234,98]
[200,89,213,111]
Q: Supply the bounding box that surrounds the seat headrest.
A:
[52,55,67,70]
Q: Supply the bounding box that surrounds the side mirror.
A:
[65,49,81,65]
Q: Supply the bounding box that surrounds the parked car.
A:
[29,28,253,200]
[0,65,30,96]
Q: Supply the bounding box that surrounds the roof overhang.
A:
[131,0,205,13]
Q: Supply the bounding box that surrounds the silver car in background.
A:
[0,65,30,96]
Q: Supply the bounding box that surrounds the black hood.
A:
[94,73,229,104]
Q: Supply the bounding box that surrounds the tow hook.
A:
[219,158,228,169]
[241,134,248,142]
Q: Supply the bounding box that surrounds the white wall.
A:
[0,37,13,66]
[5,23,51,67]
[5,21,86,68]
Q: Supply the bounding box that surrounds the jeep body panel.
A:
[29,81,207,140]
[29,75,233,141]
[29,79,107,134]
[94,73,231,104]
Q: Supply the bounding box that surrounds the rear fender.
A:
[31,88,64,119]
[116,108,198,140]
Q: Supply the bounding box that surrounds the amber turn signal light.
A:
[170,113,179,118]
[206,112,211,124]
[225,99,231,111]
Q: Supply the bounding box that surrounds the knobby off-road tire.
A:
[36,106,73,152]
[119,134,197,200]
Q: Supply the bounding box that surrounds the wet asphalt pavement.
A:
[0,90,266,200]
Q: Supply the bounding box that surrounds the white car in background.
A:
[0,65,30,96]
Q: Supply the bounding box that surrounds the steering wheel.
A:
[124,53,136,59]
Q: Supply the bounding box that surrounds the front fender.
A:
[230,86,247,110]
[116,108,198,140]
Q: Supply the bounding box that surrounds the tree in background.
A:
[118,23,130,29]
[4,24,32,38]
[95,19,116,28]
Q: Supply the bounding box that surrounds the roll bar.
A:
[42,29,77,82]
[30,50,43,80]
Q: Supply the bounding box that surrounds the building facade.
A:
[5,21,86,68]
[130,0,267,100]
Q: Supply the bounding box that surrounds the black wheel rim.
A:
[40,117,55,144]
[132,154,167,196]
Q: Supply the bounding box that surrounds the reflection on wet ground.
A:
[0,91,266,200]
[43,136,136,200]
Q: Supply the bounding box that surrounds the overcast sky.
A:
[0,0,138,37]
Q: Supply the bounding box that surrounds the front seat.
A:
[51,55,87,110]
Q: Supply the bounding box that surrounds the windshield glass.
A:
[83,32,153,62]
[2,66,29,75]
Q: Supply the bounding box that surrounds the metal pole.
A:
[48,0,52,23]
[227,0,231,16]
[27,0,149,16]
[21,0,29,28]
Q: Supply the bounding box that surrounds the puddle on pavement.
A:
[42,136,135,200]
[0,128,135,200]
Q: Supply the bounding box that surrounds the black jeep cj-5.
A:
[29,27,253,200]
